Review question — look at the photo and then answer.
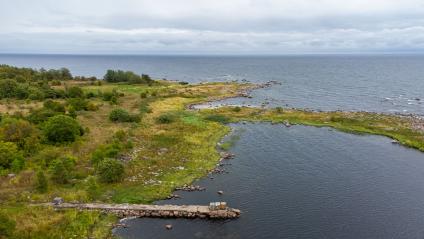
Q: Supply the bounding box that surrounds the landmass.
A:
[0,64,423,238]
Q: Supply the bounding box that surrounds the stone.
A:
[165,224,173,230]
[52,197,64,205]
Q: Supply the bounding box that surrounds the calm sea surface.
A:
[1,54,424,114]
[1,54,424,238]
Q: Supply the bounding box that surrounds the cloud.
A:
[1,0,424,54]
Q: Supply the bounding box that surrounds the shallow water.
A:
[114,124,424,239]
[1,54,424,114]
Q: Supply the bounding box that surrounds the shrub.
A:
[43,100,66,113]
[0,118,38,148]
[140,92,148,98]
[0,212,15,237]
[27,108,61,124]
[67,98,89,111]
[43,115,83,144]
[49,156,76,184]
[109,108,140,123]
[204,114,230,124]
[102,91,114,101]
[91,143,121,165]
[97,159,124,183]
[35,170,48,193]
[0,79,18,98]
[66,86,84,98]
[33,147,62,168]
[232,106,241,112]
[156,113,176,124]
[86,102,99,111]
[0,141,23,169]
[275,107,283,113]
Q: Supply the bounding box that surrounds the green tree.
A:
[49,156,75,184]
[0,118,38,148]
[0,141,23,169]
[0,79,18,98]
[97,159,124,183]
[35,170,48,193]
[43,115,83,144]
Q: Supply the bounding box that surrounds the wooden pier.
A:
[41,202,241,219]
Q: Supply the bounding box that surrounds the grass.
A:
[1,79,423,238]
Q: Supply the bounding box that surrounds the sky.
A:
[1,0,424,54]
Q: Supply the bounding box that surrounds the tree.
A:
[43,115,83,144]
[49,156,75,184]
[97,159,124,183]
[0,141,23,169]
[0,79,18,98]
[0,118,37,148]
[35,171,48,193]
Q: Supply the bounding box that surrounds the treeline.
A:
[104,69,154,84]
[0,65,156,100]
[0,64,73,82]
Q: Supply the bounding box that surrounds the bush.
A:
[66,86,84,98]
[109,108,140,123]
[49,156,76,184]
[140,92,148,98]
[0,118,38,149]
[97,159,124,183]
[43,100,66,113]
[91,143,121,165]
[43,115,83,144]
[35,170,48,193]
[67,98,89,111]
[33,147,62,168]
[232,106,241,112]
[204,114,230,124]
[0,141,23,169]
[102,92,113,101]
[0,212,15,237]
[27,108,61,124]
[156,113,176,124]
[0,79,18,98]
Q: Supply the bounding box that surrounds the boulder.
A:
[52,197,64,205]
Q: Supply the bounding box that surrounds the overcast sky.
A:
[1,0,424,54]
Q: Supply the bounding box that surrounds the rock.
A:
[217,190,224,195]
[283,120,291,127]
[7,173,15,178]
[52,197,64,205]
[165,224,173,230]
